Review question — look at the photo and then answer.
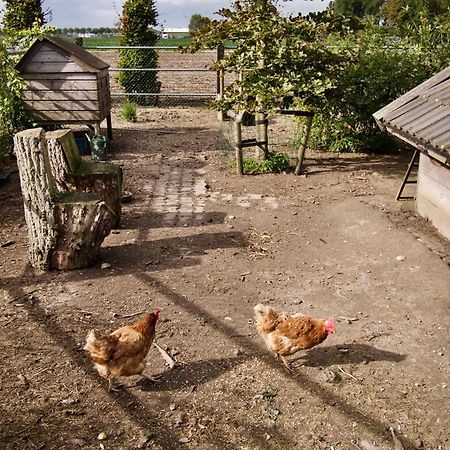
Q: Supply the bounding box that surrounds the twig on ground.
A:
[118,311,146,319]
[153,342,176,369]
[8,288,41,304]
[338,365,358,381]
[29,367,51,380]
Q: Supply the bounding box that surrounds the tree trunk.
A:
[13,128,58,270]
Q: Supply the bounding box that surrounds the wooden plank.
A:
[22,90,99,101]
[25,79,98,91]
[24,99,99,111]
[29,50,71,64]
[26,110,102,121]
[416,154,450,239]
[22,61,88,74]
[22,72,95,81]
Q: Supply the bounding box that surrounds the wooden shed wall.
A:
[416,154,450,239]
[20,44,110,123]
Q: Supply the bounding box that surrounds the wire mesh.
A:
[87,46,220,108]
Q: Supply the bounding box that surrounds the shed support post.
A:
[106,113,113,140]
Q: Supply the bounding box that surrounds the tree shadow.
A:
[304,148,415,179]
[297,343,406,368]
[122,211,228,230]
[138,355,247,391]
[100,230,248,272]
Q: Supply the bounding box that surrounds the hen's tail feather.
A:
[84,329,118,364]
[254,303,280,333]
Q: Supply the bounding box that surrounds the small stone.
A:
[101,263,112,269]
[169,403,177,411]
[97,432,107,441]
[395,255,406,261]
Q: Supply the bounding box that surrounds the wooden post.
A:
[294,114,313,175]
[216,44,225,121]
[255,112,268,159]
[233,115,244,175]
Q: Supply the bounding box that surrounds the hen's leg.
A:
[280,355,293,372]
[108,377,121,392]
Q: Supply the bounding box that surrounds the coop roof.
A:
[15,35,109,73]
[373,66,450,166]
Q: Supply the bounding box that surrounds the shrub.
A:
[118,0,161,106]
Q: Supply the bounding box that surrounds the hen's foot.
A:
[108,379,121,392]
[144,374,163,383]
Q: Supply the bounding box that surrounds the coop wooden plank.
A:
[25,110,102,121]
[22,72,95,81]
[25,79,98,91]
[24,100,99,111]
[29,50,71,64]
[22,90,99,101]
[23,61,88,73]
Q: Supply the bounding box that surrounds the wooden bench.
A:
[45,129,122,227]
[13,128,116,270]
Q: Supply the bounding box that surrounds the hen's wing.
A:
[110,326,151,360]
[275,315,326,349]
[84,329,119,364]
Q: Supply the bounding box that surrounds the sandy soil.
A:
[0,107,449,450]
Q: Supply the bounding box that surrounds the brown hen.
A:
[84,311,160,390]
[254,303,335,370]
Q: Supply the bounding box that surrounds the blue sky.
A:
[0,0,331,29]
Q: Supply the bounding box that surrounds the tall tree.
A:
[118,0,161,105]
[188,14,210,36]
[2,0,47,31]
[333,0,384,17]
[380,0,450,26]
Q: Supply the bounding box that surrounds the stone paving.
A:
[145,167,279,227]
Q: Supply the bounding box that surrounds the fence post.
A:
[216,44,225,121]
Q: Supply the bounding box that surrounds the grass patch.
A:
[241,151,290,174]
[121,102,137,122]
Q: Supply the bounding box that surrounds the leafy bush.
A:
[0,41,26,160]
[241,152,290,175]
[298,19,441,152]
[121,102,137,122]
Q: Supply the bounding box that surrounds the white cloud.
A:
[0,0,330,29]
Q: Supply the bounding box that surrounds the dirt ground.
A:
[1,107,449,450]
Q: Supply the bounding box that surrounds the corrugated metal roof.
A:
[373,66,450,166]
[15,34,109,73]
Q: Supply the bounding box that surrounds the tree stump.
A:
[13,128,114,270]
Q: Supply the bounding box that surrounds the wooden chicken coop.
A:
[15,35,112,139]
[374,66,450,240]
